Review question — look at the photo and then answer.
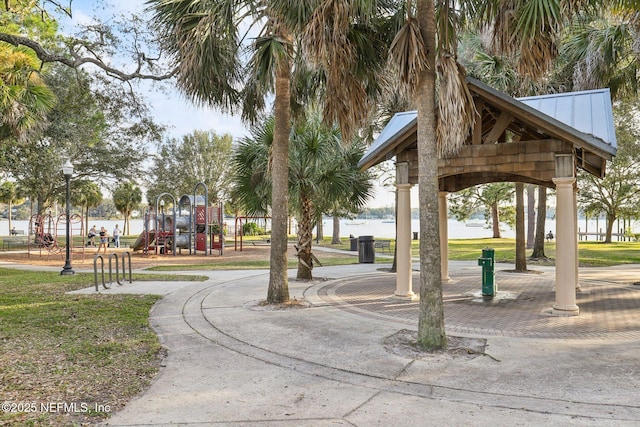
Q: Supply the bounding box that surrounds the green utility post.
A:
[477,248,496,297]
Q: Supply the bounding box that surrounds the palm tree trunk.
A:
[531,186,547,259]
[331,215,341,244]
[267,36,291,304]
[515,183,527,271]
[527,184,535,249]
[416,0,446,351]
[296,196,314,280]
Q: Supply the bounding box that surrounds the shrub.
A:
[242,222,265,236]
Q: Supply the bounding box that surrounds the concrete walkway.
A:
[77,258,640,426]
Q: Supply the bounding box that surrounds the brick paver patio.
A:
[318,269,640,339]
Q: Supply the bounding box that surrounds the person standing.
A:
[113,224,121,248]
[96,226,108,254]
[88,225,97,247]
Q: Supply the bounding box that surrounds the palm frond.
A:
[147,0,243,110]
[389,16,429,92]
[302,0,386,139]
[437,55,476,158]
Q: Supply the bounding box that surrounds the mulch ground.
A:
[0,245,275,270]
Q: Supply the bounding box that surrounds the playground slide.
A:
[130,231,156,251]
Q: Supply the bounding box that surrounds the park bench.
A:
[10,229,25,236]
[2,237,28,251]
[374,240,392,253]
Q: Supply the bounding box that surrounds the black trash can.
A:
[358,235,375,263]
[350,236,358,251]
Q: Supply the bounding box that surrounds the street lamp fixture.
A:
[61,159,75,275]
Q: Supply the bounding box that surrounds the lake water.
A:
[0,217,629,240]
[323,217,634,240]
[327,218,519,239]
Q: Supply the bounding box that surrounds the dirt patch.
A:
[383,329,490,361]
[246,297,311,311]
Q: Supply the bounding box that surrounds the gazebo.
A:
[358,78,617,315]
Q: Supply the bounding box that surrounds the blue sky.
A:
[68,0,400,207]
[70,0,249,140]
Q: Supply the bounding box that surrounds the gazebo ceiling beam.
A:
[484,111,514,144]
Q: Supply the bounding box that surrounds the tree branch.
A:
[0,32,178,81]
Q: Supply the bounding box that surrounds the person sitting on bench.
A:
[546,230,554,241]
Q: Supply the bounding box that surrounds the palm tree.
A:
[289,111,374,279]
[148,0,386,303]
[561,10,639,97]
[412,0,448,349]
[232,111,374,280]
[148,0,294,303]
[406,0,599,348]
[113,182,142,235]
[0,47,56,142]
[559,7,640,243]
[231,118,273,220]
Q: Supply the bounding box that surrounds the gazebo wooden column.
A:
[552,154,579,315]
[394,162,415,299]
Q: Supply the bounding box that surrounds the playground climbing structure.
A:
[130,183,224,256]
[28,212,85,260]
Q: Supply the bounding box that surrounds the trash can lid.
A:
[358,235,374,241]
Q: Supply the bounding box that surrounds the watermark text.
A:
[2,401,111,414]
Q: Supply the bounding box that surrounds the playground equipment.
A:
[28,212,85,260]
[130,182,224,256]
[234,216,272,251]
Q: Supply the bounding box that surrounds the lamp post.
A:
[61,159,75,275]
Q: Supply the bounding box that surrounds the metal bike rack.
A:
[121,251,133,283]
[94,251,133,291]
[109,253,123,286]
[94,255,107,291]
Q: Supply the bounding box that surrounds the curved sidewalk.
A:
[103,262,640,426]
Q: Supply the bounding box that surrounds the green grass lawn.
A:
[318,236,640,267]
[445,238,640,267]
[147,255,359,271]
[446,238,545,263]
[0,270,205,426]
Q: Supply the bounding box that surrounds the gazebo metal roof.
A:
[359,78,617,178]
